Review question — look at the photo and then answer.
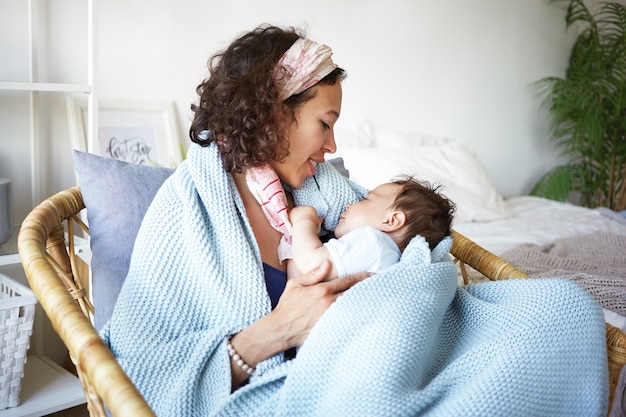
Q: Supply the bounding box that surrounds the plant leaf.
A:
[530,165,574,202]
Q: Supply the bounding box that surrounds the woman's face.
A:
[271,82,342,188]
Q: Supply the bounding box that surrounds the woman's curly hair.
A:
[189,24,346,173]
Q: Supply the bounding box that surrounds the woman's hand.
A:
[229,261,369,390]
[274,260,370,348]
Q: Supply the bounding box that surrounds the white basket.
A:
[0,274,36,410]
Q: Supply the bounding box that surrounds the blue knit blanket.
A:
[102,144,608,416]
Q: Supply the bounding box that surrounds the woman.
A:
[188,24,370,389]
[101,24,369,415]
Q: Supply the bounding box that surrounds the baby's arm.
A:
[289,206,339,280]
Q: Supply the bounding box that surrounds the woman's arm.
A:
[289,206,339,279]
[228,261,368,390]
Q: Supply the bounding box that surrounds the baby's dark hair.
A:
[189,24,346,173]
[391,176,456,251]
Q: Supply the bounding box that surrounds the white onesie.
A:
[324,226,401,278]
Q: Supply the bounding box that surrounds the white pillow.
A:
[333,141,511,225]
[333,119,375,149]
[370,124,453,150]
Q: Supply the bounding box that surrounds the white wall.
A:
[1,0,616,225]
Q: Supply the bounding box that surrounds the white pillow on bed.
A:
[333,140,511,224]
[370,123,454,149]
[334,119,375,148]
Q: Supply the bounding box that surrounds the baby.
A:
[288,176,456,280]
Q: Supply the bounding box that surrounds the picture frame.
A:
[66,97,184,168]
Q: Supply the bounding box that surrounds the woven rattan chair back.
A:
[18,187,155,417]
[18,186,626,416]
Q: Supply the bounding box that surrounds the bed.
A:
[332,119,626,415]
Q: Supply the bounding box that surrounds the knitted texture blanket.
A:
[501,231,626,316]
[102,144,608,416]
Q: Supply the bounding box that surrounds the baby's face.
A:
[334,183,401,238]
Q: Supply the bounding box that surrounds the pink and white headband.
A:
[275,38,338,101]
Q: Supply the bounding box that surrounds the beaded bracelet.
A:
[227,340,256,376]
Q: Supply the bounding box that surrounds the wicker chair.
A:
[18,186,626,416]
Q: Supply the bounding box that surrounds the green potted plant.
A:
[531,0,626,211]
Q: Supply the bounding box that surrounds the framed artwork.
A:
[66,97,184,168]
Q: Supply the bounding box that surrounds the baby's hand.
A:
[289,205,321,224]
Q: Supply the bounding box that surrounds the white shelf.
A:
[0,355,86,417]
[1,2,97,413]
[0,81,91,94]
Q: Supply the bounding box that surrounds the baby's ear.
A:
[382,210,406,232]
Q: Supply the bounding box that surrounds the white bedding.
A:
[453,196,626,256]
[454,196,626,332]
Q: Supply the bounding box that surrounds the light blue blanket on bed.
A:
[102,143,608,417]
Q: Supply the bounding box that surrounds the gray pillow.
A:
[72,150,174,331]
[327,157,349,178]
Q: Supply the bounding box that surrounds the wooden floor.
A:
[45,404,89,417]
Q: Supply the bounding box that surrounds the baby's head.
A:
[389,177,455,251]
[334,176,455,251]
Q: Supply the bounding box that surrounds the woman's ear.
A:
[381,210,406,232]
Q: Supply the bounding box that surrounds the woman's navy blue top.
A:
[263,263,297,359]
[263,262,287,309]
